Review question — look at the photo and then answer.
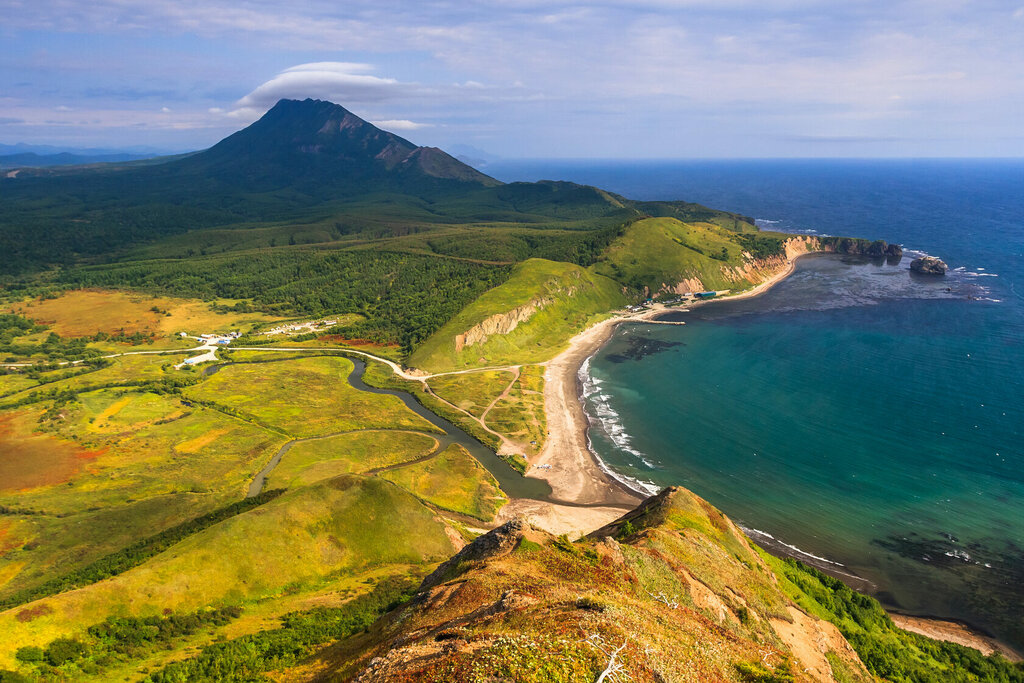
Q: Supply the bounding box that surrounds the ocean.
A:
[490,159,1024,649]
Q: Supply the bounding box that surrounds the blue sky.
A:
[1,0,1022,157]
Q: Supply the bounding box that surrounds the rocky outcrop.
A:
[453,297,552,351]
[419,518,528,591]
[910,256,947,275]
[818,236,902,258]
[333,486,876,682]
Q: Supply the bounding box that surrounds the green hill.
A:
[408,258,626,372]
[591,216,786,295]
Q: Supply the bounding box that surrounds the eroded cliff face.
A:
[454,296,554,352]
[304,487,873,682]
[666,235,820,295]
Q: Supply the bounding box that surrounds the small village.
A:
[623,290,727,313]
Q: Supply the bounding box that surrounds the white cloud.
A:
[229,62,416,120]
[370,119,433,130]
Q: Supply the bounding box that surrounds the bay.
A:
[491,159,1024,648]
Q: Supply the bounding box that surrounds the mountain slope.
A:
[0,99,503,274]
[295,487,873,682]
[169,98,500,192]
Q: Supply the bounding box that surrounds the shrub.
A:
[14,646,43,663]
[45,637,88,666]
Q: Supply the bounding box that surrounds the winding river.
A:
[205,355,554,501]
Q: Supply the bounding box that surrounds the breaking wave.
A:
[578,355,660,496]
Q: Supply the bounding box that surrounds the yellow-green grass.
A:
[617,486,791,622]
[254,337,405,362]
[268,430,439,489]
[4,289,286,339]
[94,563,423,683]
[0,493,226,601]
[591,216,760,294]
[26,390,286,506]
[4,290,256,338]
[184,356,440,437]
[0,374,40,397]
[0,354,187,407]
[409,258,626,373]
[0,391,287,595]
[0,475,456,666]
[428,370,516,419]
[484,364,547,456]
[380,443,506,521]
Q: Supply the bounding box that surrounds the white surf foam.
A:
[578,353,661,496]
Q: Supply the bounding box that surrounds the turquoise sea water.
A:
[491,160,1024,648]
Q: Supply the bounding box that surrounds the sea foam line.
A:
[738,525,871,586]
[578,353,661,497]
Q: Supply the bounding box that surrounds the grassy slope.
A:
[0,390,285,598]
[0,475,456,667]
[762,551,1024,683]
[267,430,439,488]
[408,258,626,373]
[380,443,507,521]
[591,216,762,294]
[311,487,871,682]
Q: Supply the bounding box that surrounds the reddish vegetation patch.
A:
[15,603,53,622]
[316,335,399,351]
[0,416,99,491]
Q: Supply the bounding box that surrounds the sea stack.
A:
[910,256,948,275]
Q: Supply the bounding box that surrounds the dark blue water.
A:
[492,159,1024,647]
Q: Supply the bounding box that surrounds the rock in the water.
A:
[910,256,947,275]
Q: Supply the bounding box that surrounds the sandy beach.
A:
[512,248,813,535]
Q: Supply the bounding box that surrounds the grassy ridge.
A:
[591,216,765,294]
[409,258,626,372]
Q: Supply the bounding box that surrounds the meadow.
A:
[428,370,516,418]
[483,364,547,456]
[380,444,506,521]
[266,430,440,488]
[183,356,439,437]
[2,290,286,352]
[0,350,517,675]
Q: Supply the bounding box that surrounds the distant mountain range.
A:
[0,151,157,170]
